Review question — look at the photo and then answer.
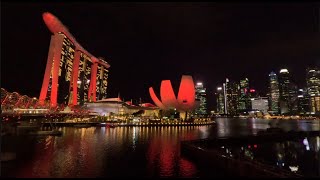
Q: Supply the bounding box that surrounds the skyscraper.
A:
[194,82,207,116]
[251,97,269,114]
[39,12,110,107]
[278,68,299,115]
[268,72,280,114]
[278,69,290,114]
[306,67,320,114]
[238,78,250,111]
[288,83,298,114]
[216,86,225,114]
[96,58,109,100]
[40,33,75,106]
[73,51,92,105]
[297,88,310,114]
[310,95,320,113]
[225,78,239,116]
[306,67,320,95]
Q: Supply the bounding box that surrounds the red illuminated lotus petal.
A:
[160,80,178,109]
[177,75,195,111]
[149,75,196,112]
[149,87,165,109]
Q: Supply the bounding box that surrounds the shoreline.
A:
[215,116,320,120]
[42,121,215,127]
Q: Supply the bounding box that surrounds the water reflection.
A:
[216,136,320,177]
[7,126,210,178]
[214,118,320,137]
[2,118,320,178]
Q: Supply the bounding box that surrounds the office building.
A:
[238,78,250,111]
[225,78,239,116]
[278,69,291,114]
[194,82,207,116]
[251,97,269,114]
[216,86,225,114]
[268,71,280,114]
[306,67,320,114]
[297,88,310,114]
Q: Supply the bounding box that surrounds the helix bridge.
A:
[1,88,90,122]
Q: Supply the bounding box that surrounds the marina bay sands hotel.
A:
[39,12,110,107]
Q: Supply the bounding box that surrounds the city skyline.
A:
[2,2,320,111]
[214,67,320,116]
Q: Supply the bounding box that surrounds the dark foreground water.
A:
[1,118,320,177]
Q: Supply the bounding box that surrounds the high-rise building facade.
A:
[268,72,280,114]
[40,33,76,106]
[238,78,250,111]
[306,67,320,95]
[194,82,207,116]
[278,69,291,114]
[225,78,239,116]
[58,33,76,105]
[71,51,93,106]
[310,95,320,113]
[306,67,320,114]
[215,86,225,114]
[278,69,299,115]
[96,58,109,100]
[297,88,310,114]
[251,97,269,114]
[39,12,110,107]
[288,83,298,114]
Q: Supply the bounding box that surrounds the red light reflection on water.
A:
[178,158,197,177]
[10,126,205,178]
[146,126,199,177]
[14,128,98,178]
[16,136,55,178]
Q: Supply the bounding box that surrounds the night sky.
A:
[2,2,320,110]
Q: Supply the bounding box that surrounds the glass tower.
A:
[306,67,320,114]
[194,82,207,116]
[269,72,280,114]
[226,78,239,116]
[278,69,290,114]
[297,88,310,114]
[238,78,250,111]
[216,86,225,114]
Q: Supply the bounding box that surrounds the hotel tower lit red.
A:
[39,12,110,107]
